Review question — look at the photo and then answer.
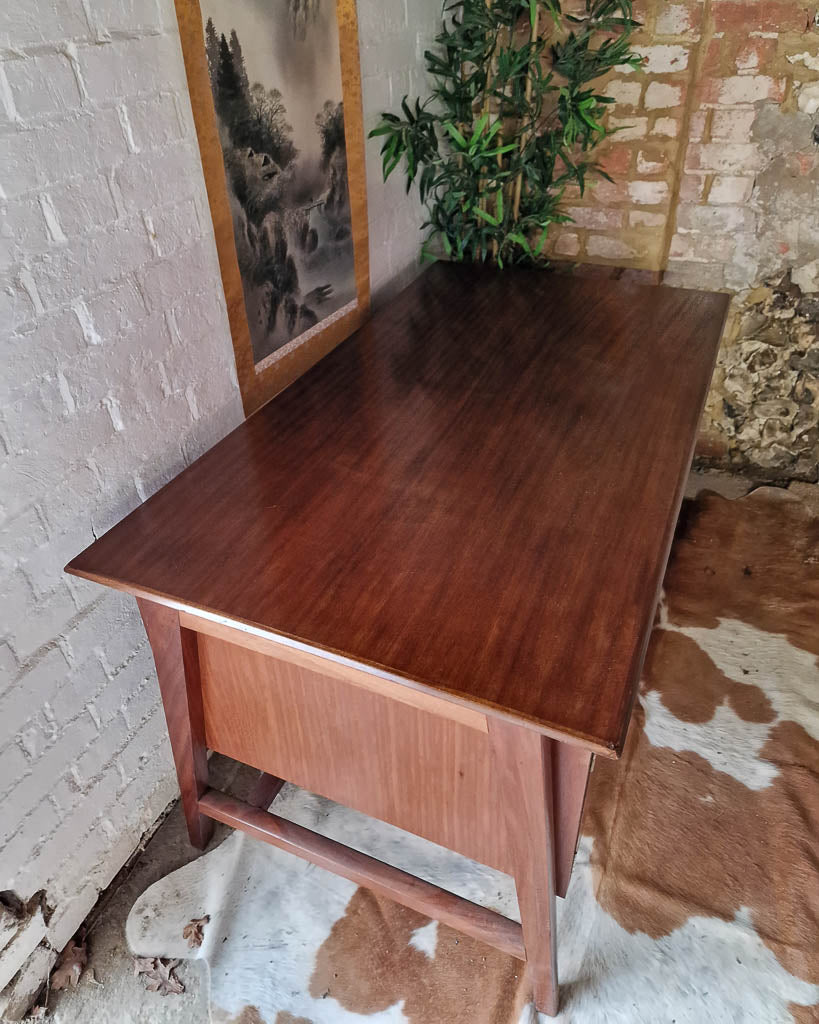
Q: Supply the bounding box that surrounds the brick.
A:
[629,210,667,228]
[0,404,115,522]
[30,217,154,310]
[704,76,786,106]
[0,0,89,46]
[710,107,757,143]
[553,232,580,257]
[566,207,625,230]
[2,313,86,392]
[4,54,81,120]
[79,35,186,103]
[712,1,808,34]
[1,372,73,453]
[0,199,51,270]
[0,799,60,890]
[6,581,78,663]
[636,149,668,174]
[608,115,649,140]
[644,81,683,109]
[652,116,681,137]
[125,92,184,151]
[586,235,638,259]
[2,108,129,198]
[0,269,38,331]
[628,180,670,204]
[115,140,200,213]
[685,143,767,173]
[85,0,164,37]
[138,237,219,312]
[630,45,689,74]
[0,648,68,736]
[655,4,699,35]
[732,38,777,74]
[0,742,29,799]
[676,203,755,233]
[679,173,707,201]
[598,144,633,177]
[47,176,119,237]
[688,110,707,141]
[0,505,49,579]
[709,175,755,204]
[605,80,642,106]
[669,233,735,262]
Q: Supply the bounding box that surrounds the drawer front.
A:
[197,630,511,874]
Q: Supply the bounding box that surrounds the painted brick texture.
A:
[1,0,437,1003]
[0,0,245,993]
[549,0,819,480]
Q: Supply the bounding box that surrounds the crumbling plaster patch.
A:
[697,98,819,481]
[701,273,819,481]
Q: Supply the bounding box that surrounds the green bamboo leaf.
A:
[471,112,489,141]
[474,206,499,226]
[443,121,468,147]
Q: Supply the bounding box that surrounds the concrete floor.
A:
[43,758,263,1024]
[36,469,771,1024]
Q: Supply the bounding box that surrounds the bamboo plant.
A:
[369,0,641,266]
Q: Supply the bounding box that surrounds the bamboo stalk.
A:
[512,6,540,222]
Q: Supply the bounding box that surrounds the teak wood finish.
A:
[67,265,728,1015]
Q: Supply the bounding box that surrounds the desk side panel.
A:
[197,632,512,874]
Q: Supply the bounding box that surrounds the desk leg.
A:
[138,599,213,850]
[489,720,559,1017]
[552,744,592,899]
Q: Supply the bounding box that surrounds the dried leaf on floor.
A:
[50,934,88,991]
[133,956,185,996]
[182,914,210,948]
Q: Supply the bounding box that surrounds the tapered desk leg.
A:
[137,599,213,849]
[489,719,559,1017]
[552,743,592,899]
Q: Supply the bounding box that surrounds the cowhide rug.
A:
[126,487,819,1023]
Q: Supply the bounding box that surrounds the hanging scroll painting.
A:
[174,0,370,414]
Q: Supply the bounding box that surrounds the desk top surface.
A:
[67,263,728,755]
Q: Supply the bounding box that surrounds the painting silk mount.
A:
[174,0,371,415]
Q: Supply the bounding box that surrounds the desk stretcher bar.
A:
[199,787,526,961]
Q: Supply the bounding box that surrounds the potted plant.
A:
[369,0,641,267]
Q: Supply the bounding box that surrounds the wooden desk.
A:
[66,264,728,1015]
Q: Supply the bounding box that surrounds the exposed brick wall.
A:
[552,0,819,480]
[0,0,438,1007]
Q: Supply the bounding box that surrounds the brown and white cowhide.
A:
[126,488,819,1024]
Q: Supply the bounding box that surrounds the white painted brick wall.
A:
[1,0,437,1002]
[359,0,442,301]
[0,0,245,981]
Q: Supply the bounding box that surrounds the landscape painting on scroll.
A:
[201,0,356,366]
[175,0,369,412]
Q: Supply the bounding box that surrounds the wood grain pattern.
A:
[67,264,728,754]
[489,718,559,1016]
[137,599,213,849]
[552,745,592,899]
[179,610,488,733]
[197,631,512,872]
[172,0,370,415]
[199,788,526,960]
